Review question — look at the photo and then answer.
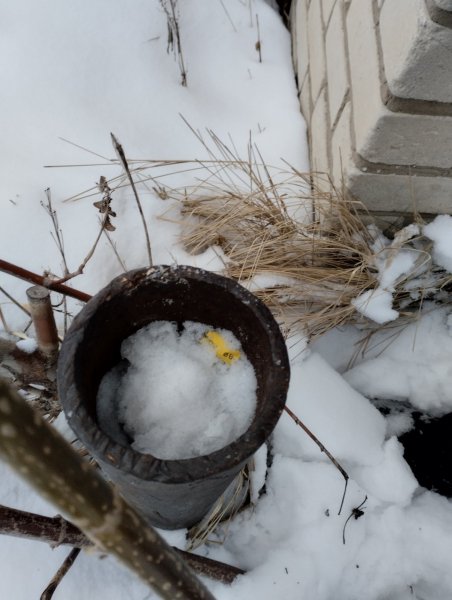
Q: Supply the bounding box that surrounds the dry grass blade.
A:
[187,466,249,551]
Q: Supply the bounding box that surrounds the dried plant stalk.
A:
[0,379,215,600]
[111,133,153,267]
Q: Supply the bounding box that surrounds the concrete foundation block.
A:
[358,110,452,169]
[380,0,452,102]
[348,167,452,214]
[291,0,452,216]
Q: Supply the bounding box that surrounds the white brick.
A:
[331,101,352,187]
[325,0,348,125]
[358,111,452,169]
[380,0,452,102]
[299,71,312,122]
[322,0,336,26]
[310,87,330,173]
[346,0,382,156]
[307,0,326,102]
[292,0,310,82]
[348,168,452,214]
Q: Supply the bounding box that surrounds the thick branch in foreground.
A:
[0,379,215,600]
[0,259,91,303]
[0,504,244,584]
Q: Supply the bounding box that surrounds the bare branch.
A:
[284,406,349,515]
[0,259,91,303]
[0,502,244,584]
[0,504,90,547]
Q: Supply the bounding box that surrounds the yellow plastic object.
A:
[203,330,241,365]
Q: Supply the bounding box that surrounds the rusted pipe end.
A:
[26,286,59,358]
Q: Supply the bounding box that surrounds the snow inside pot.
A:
[57,265,290,529]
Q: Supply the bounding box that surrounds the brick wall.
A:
[291,0,452,218]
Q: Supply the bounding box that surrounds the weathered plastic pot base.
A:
[58,266,290,529]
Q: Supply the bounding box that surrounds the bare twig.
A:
[218,0,237,31]
[255,14,262,62]
[0,307,10,333]
[40,548,81,600]
[50,221,106,285]
[0,286,31,317]
[342,495,367,545]
[284,406,349,515]
[0,259,91,303]
[111,133,153,267]
[42,189,71,333]
[42,189,70,276]
[102,228,127,272]
[160,0,188,85]
[0,503,244,584]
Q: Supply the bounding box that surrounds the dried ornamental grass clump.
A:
[49,130,450,338]
[179,177,380,338]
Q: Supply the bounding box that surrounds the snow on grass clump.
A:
[15,338,38,354]
[352,225,420,325]
[424,214,452,272]
[343,305,452,415]
[97,321,256,459]
[352,289,399,324]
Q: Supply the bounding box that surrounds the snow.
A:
[352,288,399,324]
[1,1,452,600]
[424,214,452,272]
[97,321,257,459]
[352,225,420,324]
[15,338,38,354]
[340,305,452,415]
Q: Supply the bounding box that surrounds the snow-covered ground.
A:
[2,2,452,599]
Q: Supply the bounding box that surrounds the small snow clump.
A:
[424,214,452,272]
